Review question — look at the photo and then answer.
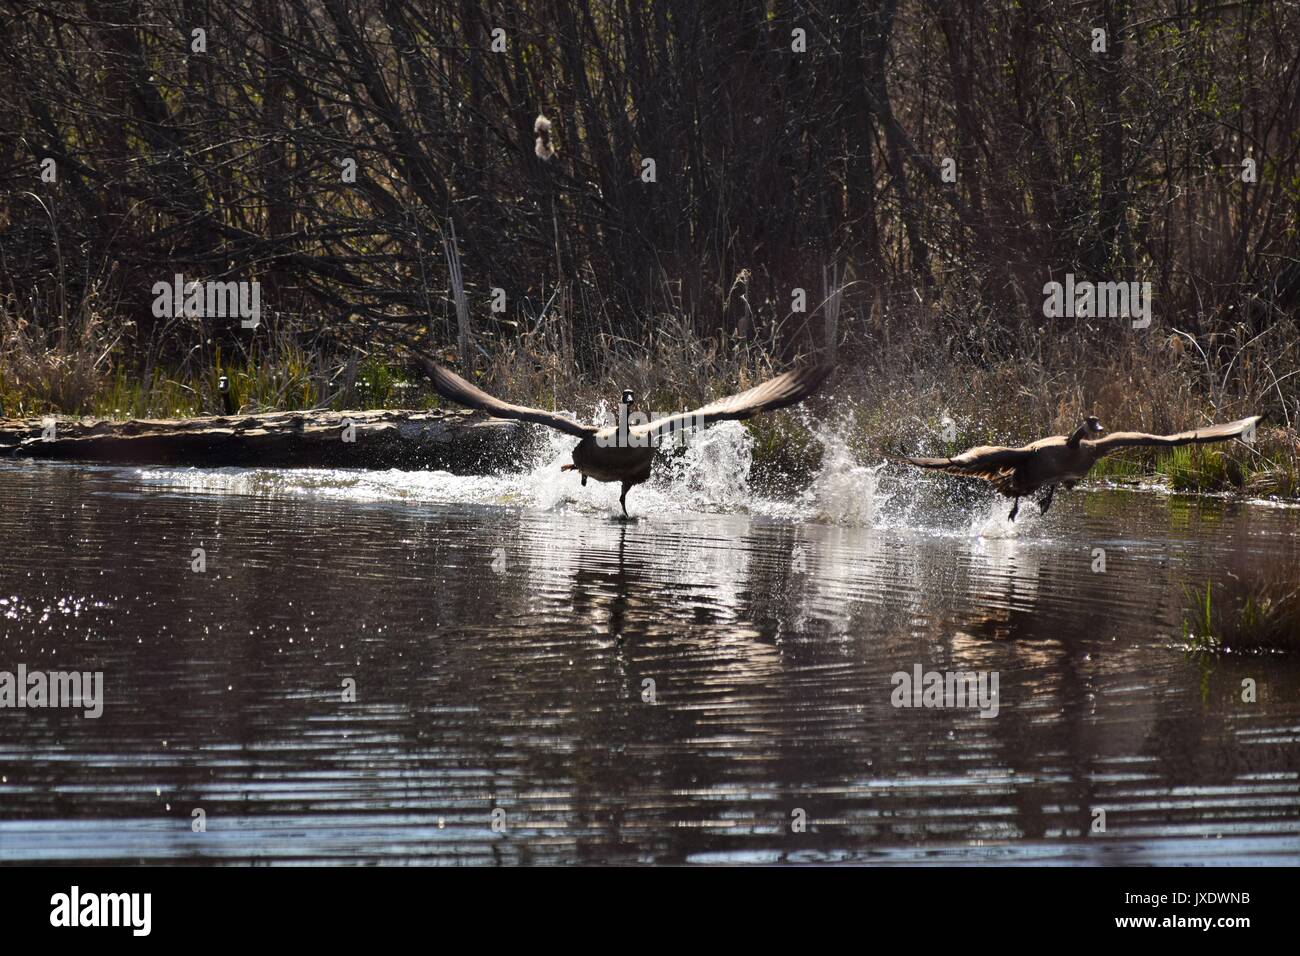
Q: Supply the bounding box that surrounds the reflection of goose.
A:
[904,415,1262,520]
[422,360,832,516]
[570,523,634,640]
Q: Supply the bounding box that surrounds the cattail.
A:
[534,114,556,161]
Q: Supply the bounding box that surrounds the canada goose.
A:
[422,360,833,516]
[217,375,236,416]
[903,414,1262,520]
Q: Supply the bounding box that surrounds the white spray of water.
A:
[136,412,768,518]
[131,406,1049,537]
[795,416,889,527]
[968,501,1037,539]
[507,411,761,516]
[651,421,755,511]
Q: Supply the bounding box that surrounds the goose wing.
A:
[1085,415,1261,453]
[903,445,1034,482]
[421,360,596,438]
[628,364,834,440]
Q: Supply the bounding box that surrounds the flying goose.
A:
[422,360,833,516]
[903,414,1262,520]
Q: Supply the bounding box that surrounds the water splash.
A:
[128,409,1058,535]
[652,421,755,510]
[969,499,1039,539]
[135,415,771,519]
[796,416,889,527]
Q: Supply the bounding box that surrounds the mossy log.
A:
[0,408,528,471]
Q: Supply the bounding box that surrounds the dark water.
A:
[1,439,1298,864]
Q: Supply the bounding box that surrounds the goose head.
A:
[612,389,636,436]
[218,375,230,394]
[1068,415,1104,447]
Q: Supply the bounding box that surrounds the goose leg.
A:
[1008,497,1020,522]
[619,483,630,518]
[1039,484,1057,515]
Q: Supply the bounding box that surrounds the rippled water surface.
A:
[1,424,1298,864]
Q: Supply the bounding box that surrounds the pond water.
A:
[1,422,1298,864]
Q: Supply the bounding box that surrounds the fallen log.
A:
[0,408,529,471]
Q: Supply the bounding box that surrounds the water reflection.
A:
[0,459,1297,864]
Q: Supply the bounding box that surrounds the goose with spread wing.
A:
[422,360,833,516]
[903,414,1262,520]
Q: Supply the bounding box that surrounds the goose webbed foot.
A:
[1008,497,1020,522]
[1038,485,1057,515]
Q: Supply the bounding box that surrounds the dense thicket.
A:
[1,0,1298,371]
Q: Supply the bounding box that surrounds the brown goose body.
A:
[905,414,1262,520]
[922,435,1099,498]
[421,359,832,516]
[569,434,656,486]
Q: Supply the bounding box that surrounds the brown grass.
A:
[0,287,119,417]
[3,289,1296,500]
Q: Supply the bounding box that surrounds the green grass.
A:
[1090,442,1299,498]
[90,369,201,419]
[1089,454,1149,481]
[1183,581,1218,653]
[9,348,424,422]
[1183,576,1300,655]
[1158,446,1238,491]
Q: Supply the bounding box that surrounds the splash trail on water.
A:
[130,410,1102,537]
